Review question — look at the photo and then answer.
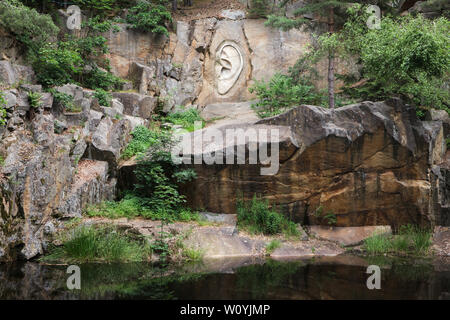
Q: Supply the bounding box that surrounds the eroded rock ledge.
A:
[181,99,449,228]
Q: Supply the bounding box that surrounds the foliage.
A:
[25,11,122,89]
[363,224,432,256]
[85,193,199,222]
[47,89,80,112]
[265,239,281,254]
[120,125,197,215]
[42,224,150,263]
[313,205,337,226]
[342,10,450,114]
[249,73,321,118]
[0,93,6,126]
[94,88,112,107]
[237,194,300,237]
[248,0,272,18]
[163,108,205,132]
[133,127,197,214]
[82,66,125,91]
[122,125,161,159]
[71,0,117,15]
[0,0,59,53]
[27,91,42,109]
[126,0,173,36]
[32,42,83,87]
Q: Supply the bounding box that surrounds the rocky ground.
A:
[81,214,450,260]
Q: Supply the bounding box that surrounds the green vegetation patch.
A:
[85,194,199,222]
[121,125,161,159]
[42,224,150,263]
[163,108,205,132]
[126,0,172,36]
[237,194,300,237]
[0,92,6,126]
[363,224,432,256]
[249,73,322,118]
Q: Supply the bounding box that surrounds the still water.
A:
[1,255,449,300]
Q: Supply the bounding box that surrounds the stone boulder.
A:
[309,225,392,247]
[90,117,132,173]
[180,99,448,228]
[201,101,259,127]
[59,160,116,218]
[112,92,156,119]
[0,60,35,86]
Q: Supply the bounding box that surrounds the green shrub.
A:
[0,0,59,53]
[48,89,80,113]
[27,91,42,109]
[133,128,197,214]
[94,88,112,107]
[249,73,321,118]
[121,125,160,159]
[0,93,6,126]
[42,224,150,263]
[237,194,300,237]
[163,108,205,132]
[342,13,450,114]
[120,125,197,215]
[82,67,125,91]
[126,0,173,36]
[32,43,83,87]
[248,0,272,18]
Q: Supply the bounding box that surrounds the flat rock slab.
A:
[199,212,237,226]
[270,239,344,259]
[184,227,266,258]
[309,225,392,247]
[201,101,259,128]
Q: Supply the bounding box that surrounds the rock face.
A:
[0,66,149,261]
[0,60,35,86]
[308,225,392,247]
[106,18,357,111]
[181,99,449,229]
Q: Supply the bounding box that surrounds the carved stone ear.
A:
[215,41,244,95]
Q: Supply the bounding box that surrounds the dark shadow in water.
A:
[0,255,449,300]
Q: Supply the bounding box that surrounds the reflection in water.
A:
[0,256,449,300]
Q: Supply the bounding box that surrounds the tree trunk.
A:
[327,7,335,110]
[172,0,177,11]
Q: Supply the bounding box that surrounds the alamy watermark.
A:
[171,122,280,176]
[366,265,381,290]
[366,5,381,30]
[66,5,81,30]
[67,265,81,290]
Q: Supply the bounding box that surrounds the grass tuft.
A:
[265,240,282,255]
[85,194,200,222]
[237,194,300,237]
[42,225,150,263]
[363,224,432,256]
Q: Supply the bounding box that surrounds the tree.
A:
[341,12,449,114]
[266,1,395,109]
[266,1,353,109]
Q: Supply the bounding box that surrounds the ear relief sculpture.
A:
[215,41,244,95]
